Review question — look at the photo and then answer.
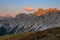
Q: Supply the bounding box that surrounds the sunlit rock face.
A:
[0,10,60,36]
[34,8,58,16]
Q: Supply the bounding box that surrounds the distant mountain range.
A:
[0,11,60,36]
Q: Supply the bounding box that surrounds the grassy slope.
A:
[0,27,60,40]
[0,32,33,40]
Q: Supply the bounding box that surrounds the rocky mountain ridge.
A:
[0,11,60,36]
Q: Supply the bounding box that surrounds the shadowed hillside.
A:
[0,27,60,40]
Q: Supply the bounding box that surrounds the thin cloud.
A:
[24,7,35,11]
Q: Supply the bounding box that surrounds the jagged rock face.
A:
[0,11,60,36]
[0,18,10,35]
[14,11,60,33]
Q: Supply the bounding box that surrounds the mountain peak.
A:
[2,15,13,19]
[34,8,59,16]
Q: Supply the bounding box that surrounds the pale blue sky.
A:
[0,0,60,16]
